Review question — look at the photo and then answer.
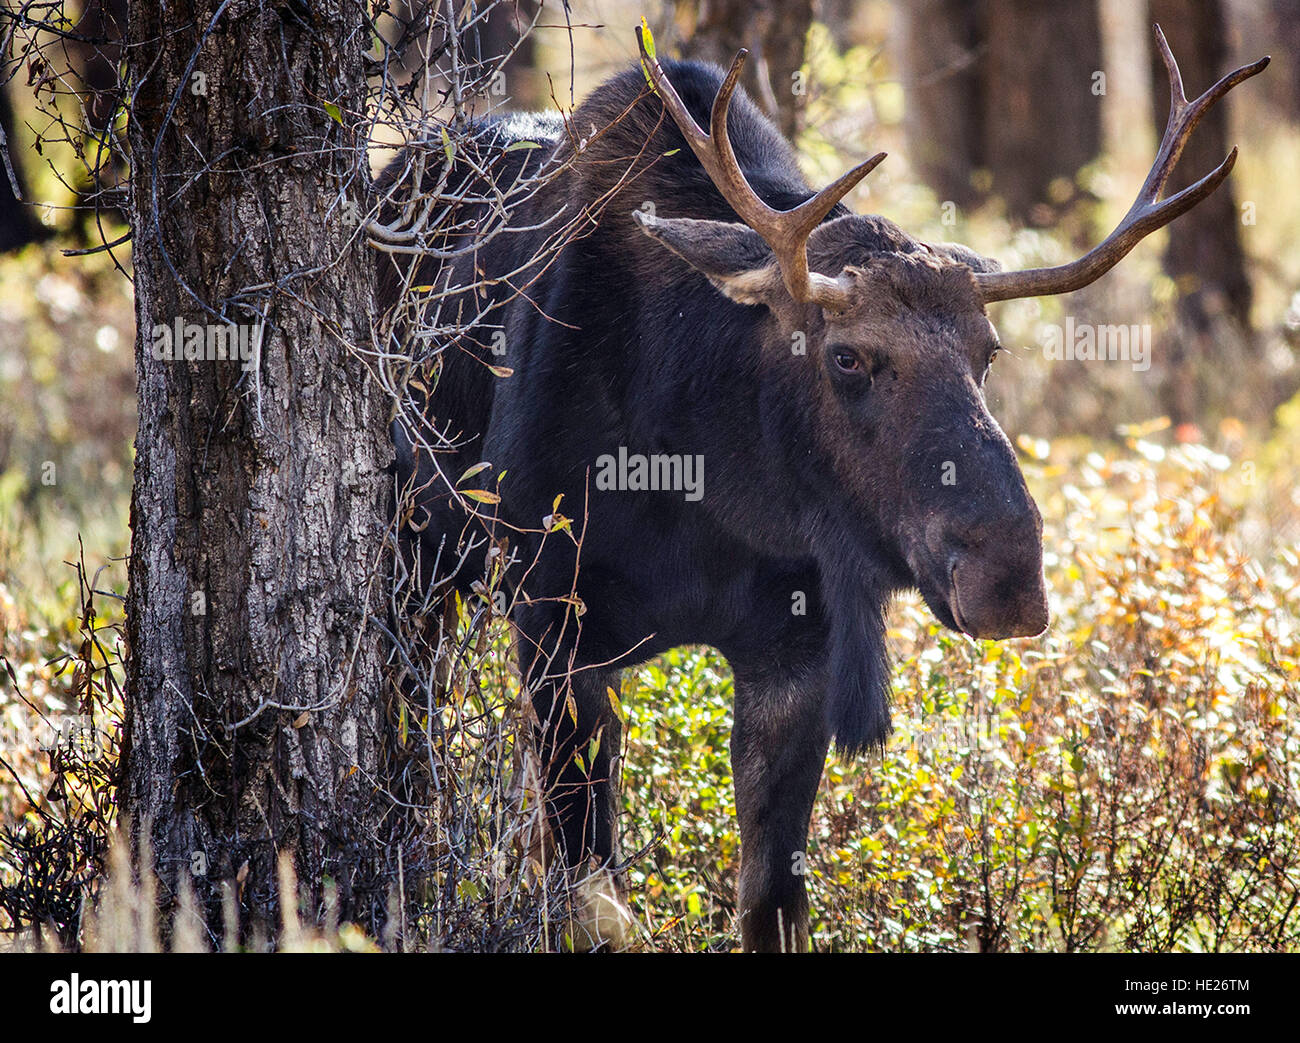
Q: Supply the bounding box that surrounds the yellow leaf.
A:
[638,18,658,93]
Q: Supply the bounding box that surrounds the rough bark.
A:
[123,0,397,942]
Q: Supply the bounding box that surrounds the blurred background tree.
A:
[465,0,547,108]
[668,0,816,137]
[893,0,1103,225]
[0,82,49,251]
[1150,0,1253,427]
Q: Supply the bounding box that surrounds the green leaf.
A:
[462,489,500,504]
[323,102,342,125]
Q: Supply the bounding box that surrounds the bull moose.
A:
[378,26,1267,951]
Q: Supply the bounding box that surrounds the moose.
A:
[378,26,1267,951]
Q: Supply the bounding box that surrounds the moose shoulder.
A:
[377,26,1267,952]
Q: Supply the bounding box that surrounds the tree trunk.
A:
[982,0,1102,223]
[1268,0,1300,119]
[468,0,545,110]
[895,0,1103,223]
[672,0,815,139]
[1150,0,1252,328]
[0,82,50,252]
[819,0,866,53]
[895,0,983,209]
[1149,0,1254,425]
[123,0,398,943]
[66,0,129,237]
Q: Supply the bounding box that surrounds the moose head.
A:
[632,27,1267,738]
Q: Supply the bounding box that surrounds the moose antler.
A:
[636,25,885,309]
[974,25,1269,303]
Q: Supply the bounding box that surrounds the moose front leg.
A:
[731,666,830,952]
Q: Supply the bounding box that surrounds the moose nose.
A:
[946,511,1049,640]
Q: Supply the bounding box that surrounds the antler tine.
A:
[974,25,1268,304]
[1156,23,1188,107]
[1140,25,1265,212]
[636,26,885,307]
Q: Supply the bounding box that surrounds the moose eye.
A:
[981,347,1000,381]
[833,350,862,374]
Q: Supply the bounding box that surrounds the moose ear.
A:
[632,211,786,306]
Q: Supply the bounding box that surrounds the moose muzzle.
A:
[948,535,1049,640]
[908,485,1050,641]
